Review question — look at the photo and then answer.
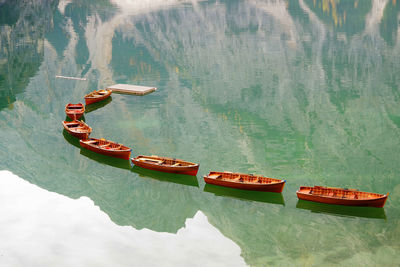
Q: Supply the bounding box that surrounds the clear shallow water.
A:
[1,0,400,266]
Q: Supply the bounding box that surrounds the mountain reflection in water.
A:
[0,0,400,266]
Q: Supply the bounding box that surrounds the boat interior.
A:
[208,172,281,184]
[84,139,128,150]
[72,126,90,132]
[74,127,88,132]
[137,156,194,166]
[67,106,83,110]
[86,90,109,97]
[64,121,90,131]
[65,122,80,127]
[302,186,383,200]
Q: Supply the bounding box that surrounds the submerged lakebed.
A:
[1,0,400,266]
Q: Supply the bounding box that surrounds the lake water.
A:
[0,0,400,266]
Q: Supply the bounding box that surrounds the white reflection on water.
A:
[0,170,246,267]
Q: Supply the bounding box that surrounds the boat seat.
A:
[99,144,110,148]
[209,174,222,179]
[172,163,181,166]
[139,158,163,164]
[85,140,97,144]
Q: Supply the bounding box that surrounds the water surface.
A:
[0,0,400,266]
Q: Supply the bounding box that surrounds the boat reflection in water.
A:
[84,96,112,114]
[65,115,85,122]
[296,200,386,220]
[131,166,199,187]
[62,129,81,149]
[79,147,132,170]
[204,184,285,205]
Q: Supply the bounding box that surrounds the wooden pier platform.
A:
[106,84,157,95]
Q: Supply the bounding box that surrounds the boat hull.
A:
[79,140,131,160]
[84,90,112,105]
[66,112,84,120]
[296,191,388,208]
[72,132,88,139]
[64,129,90,140]
[132,159,199,176]
[204,176,285,193]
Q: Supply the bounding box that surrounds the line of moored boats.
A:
[63,89,389,209]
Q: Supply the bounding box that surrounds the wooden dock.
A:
[106,84,157,95]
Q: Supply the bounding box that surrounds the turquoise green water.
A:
[1,0,400,266]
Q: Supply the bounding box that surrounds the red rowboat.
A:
[296,186,388,208]
[65,103,85,120]
[62,120,92,139]
[84,89,112,105]
[131,155,199,176]
[79,138,131,160]
[203,171,286,193]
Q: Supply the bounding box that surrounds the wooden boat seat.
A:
[139,158,163,164]
[85,140,98,144]
[209,174,222,179]
[172,163,182,166]
[99,144,110,148]
[231,176,243,182]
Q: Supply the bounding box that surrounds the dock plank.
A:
[107,84,157,95]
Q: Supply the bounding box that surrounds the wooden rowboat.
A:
[131,155,199,176]
[203,171,286,193]
[296,186,388,208]
[65,103,85,120]
[62,120,92,139]
[79,138,131,160]
[84,89,112,105]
